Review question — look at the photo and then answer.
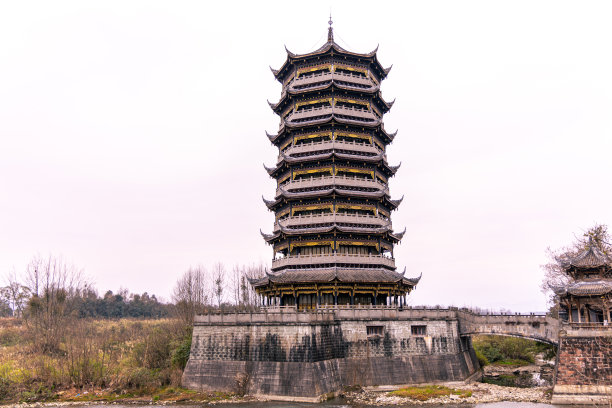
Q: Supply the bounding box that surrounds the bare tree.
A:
[212,262,225,307]
[25,255,42,297]
[242,263,266,307]
[240,273,249,307]
[23,254,88,353]
[172,266,208,325]
[230,265,242,306]
[0,296,11,317]
[541,223,611,303]
[1,270,31,317]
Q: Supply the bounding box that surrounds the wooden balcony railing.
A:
[272,253,395,269]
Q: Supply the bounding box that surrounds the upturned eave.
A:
[273,40,388,83]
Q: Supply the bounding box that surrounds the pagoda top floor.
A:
[271,27,391,86]
[559,239,612,280]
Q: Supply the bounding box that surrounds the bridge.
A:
[456,309,559,345]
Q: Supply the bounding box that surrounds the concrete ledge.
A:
[552,385,612,405]
[563,328,612,337]
[251,394,322,403]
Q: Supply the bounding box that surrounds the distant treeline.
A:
[73,289,173,318]
[0,255,266,324]
[0,287,174,319]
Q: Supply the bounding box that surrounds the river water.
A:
[63,403,569,408]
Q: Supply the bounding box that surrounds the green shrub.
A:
[473,336,542,365]
[18,385,56,403]
[171,334,192,370]
[497,337,534,363]
[474,340,503,363]
[123,367,159,389]
[475,350,489,367]
[0,377,13,401]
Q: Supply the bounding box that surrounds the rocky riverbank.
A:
[343,382,552,405]
[0,382,553,407]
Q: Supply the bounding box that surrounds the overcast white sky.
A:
[1,1,610,312]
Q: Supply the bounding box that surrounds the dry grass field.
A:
[0,317,218,403]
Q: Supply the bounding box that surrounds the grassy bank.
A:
[472,335,555,367]
[389,385,472,401]
[0,317,194,404]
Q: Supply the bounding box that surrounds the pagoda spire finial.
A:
[328,14,334,42]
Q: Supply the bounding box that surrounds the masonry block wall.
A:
[556,336,612,385]
[552,328,612,405]
[182,309,479,399]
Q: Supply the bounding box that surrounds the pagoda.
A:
[251,20,421,309]
[554,239,612,323]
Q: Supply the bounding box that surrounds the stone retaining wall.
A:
[182,309,479,400]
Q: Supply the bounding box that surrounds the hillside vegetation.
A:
[0,317,203,403]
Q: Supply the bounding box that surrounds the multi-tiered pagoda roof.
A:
[250,22,420,309]
[553,238,612,323]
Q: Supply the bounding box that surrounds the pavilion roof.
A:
[265,152,399,179]
[390,227,406,241]
[263,190,403,212]
[271,36,391,84]
[278,115,379,131]
[260,222,400,243]
[553,279,612,297]
[275,186,387,201]
[269,81,394,114]
[266,119,397,146]
[265,149,394,175]
[248,267,420,287]
[560,240,612,271]
[279,222,392,236]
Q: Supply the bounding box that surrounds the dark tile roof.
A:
[566,244,612,269]
[273,39,390,82]
[249,267,421,287]
[265,119,397,146]
[555,279,612,296]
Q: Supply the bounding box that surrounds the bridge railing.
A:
[563,322,611,329]
[193,305,550,317]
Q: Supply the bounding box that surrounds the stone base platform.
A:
[182,307,480,400]
[552,385,612,405]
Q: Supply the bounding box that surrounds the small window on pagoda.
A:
[335,67,366,78]
[297,67,330,78]
[367,325,383,337]
[411,325,426,336]
[296,100,331,112]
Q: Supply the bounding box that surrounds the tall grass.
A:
[0,317,191,403]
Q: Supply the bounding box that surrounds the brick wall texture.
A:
[556,334,612,386]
